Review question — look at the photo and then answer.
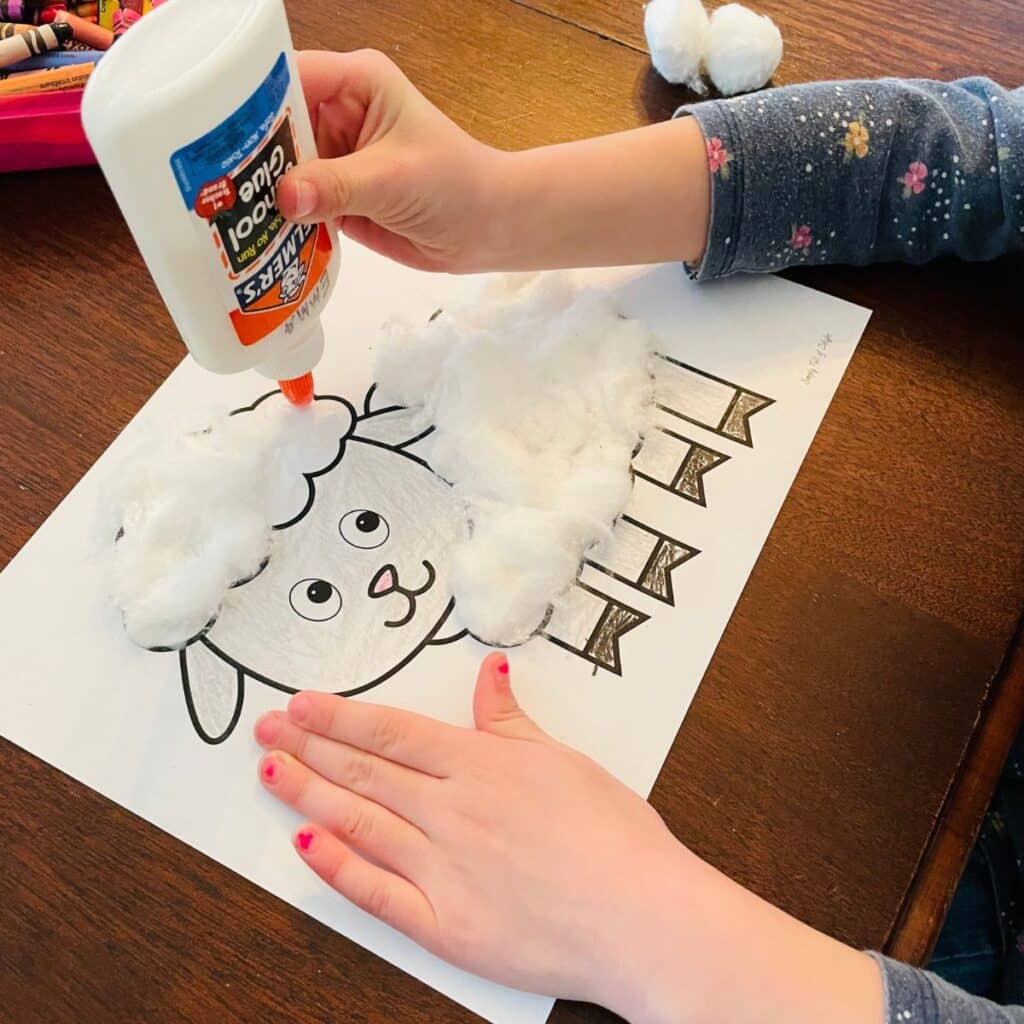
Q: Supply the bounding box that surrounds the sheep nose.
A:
[368,564,398,598]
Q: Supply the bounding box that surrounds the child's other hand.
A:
[253,653,693,1019]
[277,50,504,273]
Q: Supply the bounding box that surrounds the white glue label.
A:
[170,53,333,347]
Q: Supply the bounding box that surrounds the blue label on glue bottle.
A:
[169,53,333,348]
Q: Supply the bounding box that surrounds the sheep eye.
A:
[289,579,342,621]
[339,509,390,549]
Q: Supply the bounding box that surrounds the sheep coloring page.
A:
[0,244,870,1024]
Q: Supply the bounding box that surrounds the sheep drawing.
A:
[177,387,468,743]
[167,358,771,744]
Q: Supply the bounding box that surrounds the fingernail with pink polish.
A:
[497,657,510,675]
[261,758,279,783]
[296,830,315,852]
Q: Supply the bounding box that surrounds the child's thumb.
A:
[278,149,390,224]
[472,653,547,742]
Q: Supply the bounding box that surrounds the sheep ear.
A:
[179,642,245,744]
[353,388,434,454]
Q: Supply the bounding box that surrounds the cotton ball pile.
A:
[105,392,353,651]
[644,0,782,97]
[644,0,709,94]
[106,422,273,651]
[450,510,591,647]
[376,274,655,646]
[705,4,783,96]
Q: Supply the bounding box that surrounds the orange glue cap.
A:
[279,373,315,406]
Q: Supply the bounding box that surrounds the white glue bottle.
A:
[82,0,339,406]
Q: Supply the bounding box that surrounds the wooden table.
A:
[2,1,1023,1020]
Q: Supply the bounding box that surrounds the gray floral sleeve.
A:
[868,953,1024,1023]
[680,76,1024,1023]
[680,77,1023,279]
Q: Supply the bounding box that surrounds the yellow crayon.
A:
[97,0,119,31]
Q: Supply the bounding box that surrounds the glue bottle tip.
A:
[279,372,315,406]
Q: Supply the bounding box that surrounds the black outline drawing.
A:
[540,581,650,676]
[179,647,245,746]
[147,350,775,743]
[585,515,699,606]
[172,387,468,743]
[654,354,775,447]
[632,426,730,508]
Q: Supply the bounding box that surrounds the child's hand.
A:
[255,655,884,1023]
[277,50,505,273]
[253,653,694,1018]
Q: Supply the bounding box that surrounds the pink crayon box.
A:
[0,89,96,174]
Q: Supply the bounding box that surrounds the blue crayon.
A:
[4,48,103,72]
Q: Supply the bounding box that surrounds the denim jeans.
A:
[929,729,1024,1003]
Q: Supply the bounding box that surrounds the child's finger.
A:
[256,714,439,830]
[296,49,402,125]
[472,653,548,742]
[296,49,396,144]
[286,691,467,777]
[293,824,438,946]
[277,147,393,223]
[260,748,435,840]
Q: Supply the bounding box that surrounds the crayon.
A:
[111,5,137,38]
[53,8,109,47]
[0,2,47,24]
[0,44,98,70]
[96,0,116,29]
[0,21,71,68]
[3,1,62,24]
[0,57,91,92]
[39,5,67,23]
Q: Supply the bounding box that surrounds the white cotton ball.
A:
[375,315,456,410]
[108,425,274,650]
[375,271,656,648]
[705,3,782,96]
[452,511,584,646]
[104,392,355,651]
[643,0,710,93]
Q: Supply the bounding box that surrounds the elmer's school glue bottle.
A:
[81,0,338,406]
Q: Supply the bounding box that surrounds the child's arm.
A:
[278,50,1023,276]
[682,77,1023,279]
[277,48,711,271]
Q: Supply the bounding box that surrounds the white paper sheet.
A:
[0,244,870,1024]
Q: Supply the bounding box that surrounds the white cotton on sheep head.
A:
[111,387,468,743]
[186,390,467,738]
[109,389,357,651]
